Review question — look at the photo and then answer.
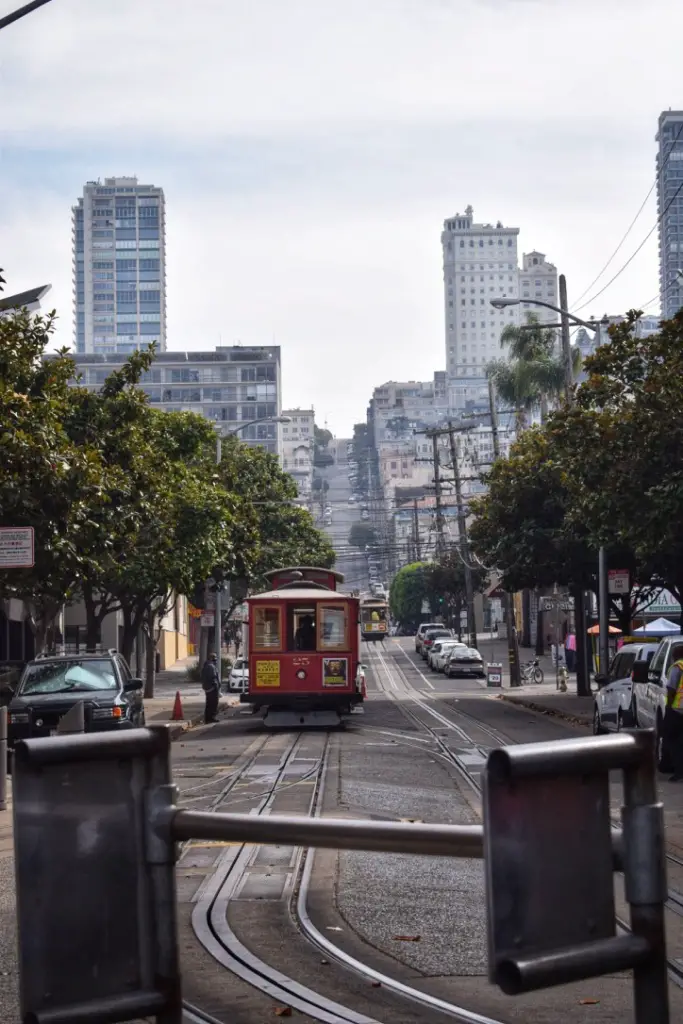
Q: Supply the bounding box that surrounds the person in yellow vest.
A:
[665,651,683,781]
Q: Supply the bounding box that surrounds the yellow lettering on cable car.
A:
[255,660,280,687]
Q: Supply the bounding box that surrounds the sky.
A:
[1,0,681,435]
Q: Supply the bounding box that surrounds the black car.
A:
[7,651,145,750]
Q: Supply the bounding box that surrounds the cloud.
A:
[0,0,679,431]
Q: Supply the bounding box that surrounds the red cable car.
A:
[241,567,364,727]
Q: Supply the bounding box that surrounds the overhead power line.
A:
[574,177,683,315]
[573,119,683,308]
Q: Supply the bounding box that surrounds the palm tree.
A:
[486,313,581,426]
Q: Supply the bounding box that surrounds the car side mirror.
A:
[124,678,143,693]
[594,673,608,688]
[630,662,650,684]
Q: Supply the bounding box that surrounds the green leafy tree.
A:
[314,425,333,448]
[217,434,335,586]
[0,306,110,651]
[469,417,664,637]
[487,313,580,427]
[389,562,431,630]
[552,310,683,618]
[428,549,488,632]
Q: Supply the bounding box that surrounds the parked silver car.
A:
[592,642,658,735]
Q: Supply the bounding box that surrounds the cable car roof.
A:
[249,588,358,602]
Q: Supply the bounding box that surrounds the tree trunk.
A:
[572,586,591,697]
[120,603,144,665]
[610,594,632,636]
[135,629,144,677]
[540,395,549,423]
[83,589,102,651]
[143,608,157,700]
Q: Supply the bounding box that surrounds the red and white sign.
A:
[0,527,35,568]
[608,570,630,595]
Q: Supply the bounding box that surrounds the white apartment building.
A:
[519,251,558,318]
[47,346,284,458]
[282,409,315,499]
[73,176,166,355]
[441,207,558,412]
[369,373,448,444]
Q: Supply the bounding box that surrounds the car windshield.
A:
[19,659,118,695]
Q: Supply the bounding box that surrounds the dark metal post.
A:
[431,433,445,559]
[599,547,610,676]
[0,707,7,812]
[448,422,477,648]
[559,274,573,400]
[487,379,521,686]
[413,499,422,562]
[621,734,669,1024]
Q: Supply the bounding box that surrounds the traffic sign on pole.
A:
[608,570,630,595]
[0,527,34,568]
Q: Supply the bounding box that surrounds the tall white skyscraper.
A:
[72,176,166,355]
[441,207,557,411]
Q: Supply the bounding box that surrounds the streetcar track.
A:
[186,732,380,1024]
[184,715,509,1024]
[390,645,683,924]
[376,641,683,991]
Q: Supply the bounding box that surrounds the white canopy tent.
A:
[632,617,681,637]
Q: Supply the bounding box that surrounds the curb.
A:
[156,699,231,740]
[498,693,593,730]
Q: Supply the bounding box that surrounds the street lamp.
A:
[215,415,292,465]
[211,414,291,681]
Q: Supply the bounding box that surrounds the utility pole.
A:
[431,433,446,559]
[413,499,422,562]
[448,422,477,649]
[559,274,573,401]
[488,378,521,687]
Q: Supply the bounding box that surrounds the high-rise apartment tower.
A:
[72,176,166,354]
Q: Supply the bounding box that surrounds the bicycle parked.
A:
[521,659,544,684]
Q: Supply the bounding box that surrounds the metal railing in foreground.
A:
[10,726,669,1024]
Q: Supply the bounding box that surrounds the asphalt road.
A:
[316,437,369,594]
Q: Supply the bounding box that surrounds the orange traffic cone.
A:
[171,691,184,721]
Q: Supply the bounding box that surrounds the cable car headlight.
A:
[296,669,307,680]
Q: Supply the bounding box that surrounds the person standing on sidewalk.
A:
[201,653,220,724]
[665,650,683,781]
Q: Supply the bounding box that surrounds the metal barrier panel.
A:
[0,706,7,812]
[12,727,181,1024]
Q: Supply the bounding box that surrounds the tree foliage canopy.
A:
[471,309,683,626]
[0,294,335,664]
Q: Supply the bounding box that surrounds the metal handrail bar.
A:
[170,809,625,863]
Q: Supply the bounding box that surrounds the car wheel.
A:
[616,709,624,732]
[138,711,146,728]
[593,705,606,735]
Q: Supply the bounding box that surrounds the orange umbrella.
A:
[587,624,621,635]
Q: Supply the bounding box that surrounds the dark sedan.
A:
[7,652,145,750]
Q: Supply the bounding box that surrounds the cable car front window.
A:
[291,607,316,652]
[253,607,281,650]
[318,605,347,650]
